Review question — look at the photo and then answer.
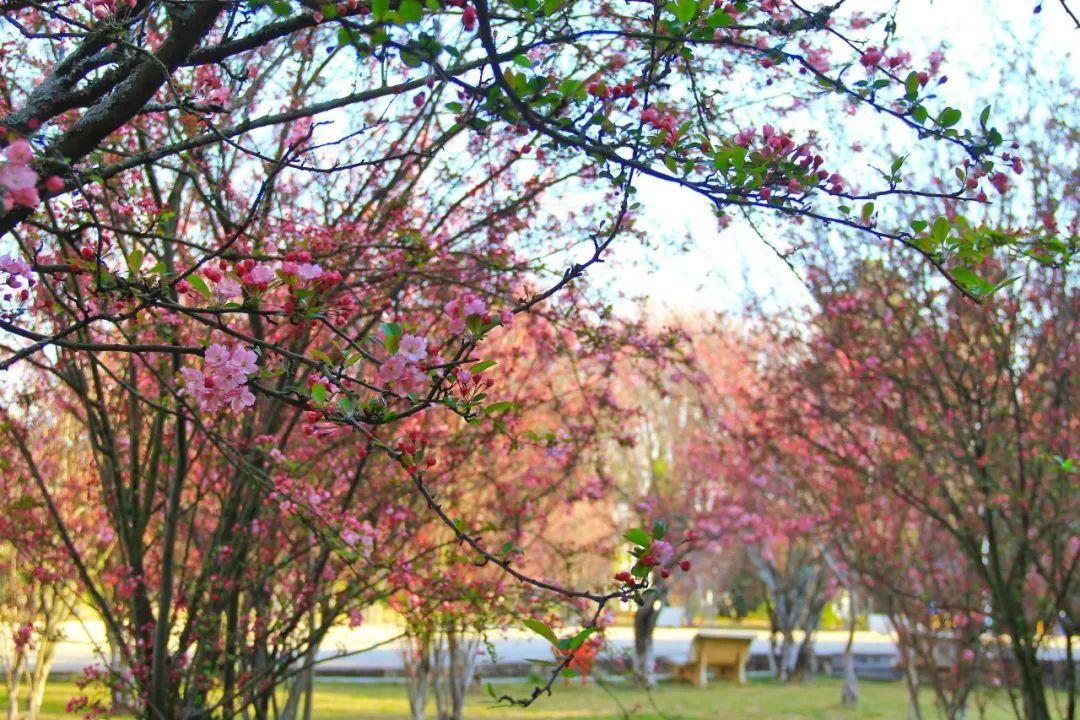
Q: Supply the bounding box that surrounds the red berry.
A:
[679,560,691,572]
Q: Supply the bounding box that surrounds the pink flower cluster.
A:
[379,333,430,396]
[640,107,682,146]
[0,140,39,209]
[443,292,488,333]
[1,252,34,312]
[733,125,844,195]
[180,343,259,412]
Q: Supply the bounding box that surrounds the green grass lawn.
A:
[6,676,1038,719]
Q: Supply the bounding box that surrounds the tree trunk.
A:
[403,633,431,720]
[430,624,477,720]
[26,649,54,720]
[840,591,858,708]
[633,586,664,688]
[781,633,797,682]
[7,651,26,720]
[1011,639,1051,720]
[902,641,923,720]
[766,626,779,677]
[1064,622,1076,720]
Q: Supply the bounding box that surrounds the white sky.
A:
[589,0,1080,315]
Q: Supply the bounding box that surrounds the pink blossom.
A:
[282,261,323,281]
[444,293,488,333]
[860,47,884,68]
[398,334,428,362]
[285,117,313,147]
[395,365,428,396]
[989,172,1008,194]
[213,275,242,303]
[4,139,34,165]
[462,294,487,317]
[379,353,408,383]
[181,343,259,412]
[0,253,32,280]
[0,162,38,191]
[651,539,675,564]
[3,185,40,208]
[240,264,275,286]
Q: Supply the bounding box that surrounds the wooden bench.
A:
[673,631,755,687]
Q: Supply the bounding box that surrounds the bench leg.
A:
[695,658,707,688]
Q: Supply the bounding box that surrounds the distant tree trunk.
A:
[897,626,924,720]
[6,651,25,720]
[431,623,479,720]
[280,604,318,720]
[793,591,827,682]
[841,590,858,708]
[403,632,432,720]
[26,644,55,720]
[1064,619,1076,720]
[633,578,667,688]
[778,629,798,682]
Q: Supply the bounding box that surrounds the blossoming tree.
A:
[0,1,1063,717]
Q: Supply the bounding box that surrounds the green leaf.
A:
[465,314,487,334]
[911,105,928,123]
[523,618,558,646]
[672,0,699,23]
[565,627,597,651]
[652,519,668,540]
[371,0,389,19]
[512,54,533,68]
[336,26,356,46]
[910,219,928,233]
[187,274,211,300]
[311,383,328,404]
[938,107,962,128]
[321,3,338,19]
[931,216,951,244]
[541,0,564,14]
[484,401,514,415]
[126,249,144,274]
[398,0,423,22]
[707,10,734,27]
[904,71,920,100]
[950,267,984,292]
[382,322,402,353]
[624,527,652,547]
[470,360,497,373]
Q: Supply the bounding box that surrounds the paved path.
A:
[47,620,895,674]
[47,620,1070,675]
